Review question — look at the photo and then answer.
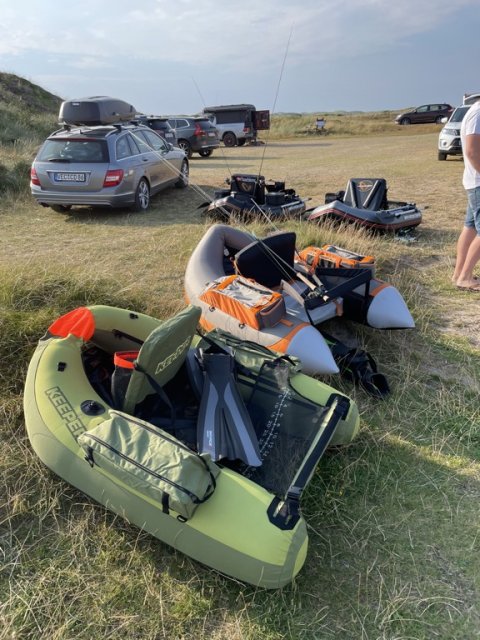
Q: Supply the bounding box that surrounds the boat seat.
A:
[234,231,297,289]
[230,174,266,205]
[343,178,388,211]
[122,306,201,415]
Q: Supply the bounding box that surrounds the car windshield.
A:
[38,139,108,163]
[450,107,469,123]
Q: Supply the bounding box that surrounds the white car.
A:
[437,105,470,161]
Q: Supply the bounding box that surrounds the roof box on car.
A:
[59,96,137,126]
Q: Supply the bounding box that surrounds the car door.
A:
[131,129,165,190]
[415,105,430,123]
[141,129,177,186]
[120,131,160,195]
[171,118,190,142]
[430,104,444,123]
[114,133,141,196]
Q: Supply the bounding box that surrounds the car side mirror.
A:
[441,117,448,124]
[168,143,173,150]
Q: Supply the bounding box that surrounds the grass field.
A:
[1,128,479,640]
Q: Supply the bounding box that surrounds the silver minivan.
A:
[438,105,470,161]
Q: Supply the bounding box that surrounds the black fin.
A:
[196,352,262,466]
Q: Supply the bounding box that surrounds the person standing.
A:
[453,97,480,291]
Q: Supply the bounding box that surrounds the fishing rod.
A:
[257,26,293,179]
[132,35,324,299]
[190,76,234,178]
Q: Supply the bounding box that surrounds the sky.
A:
[1,0,480,116]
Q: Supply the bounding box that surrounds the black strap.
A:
[112,329,144,345]
[267,496,300,531]
[323,333,390,399]
[196,468,217,503]
[134,363,176,425]
[161,492,170,514]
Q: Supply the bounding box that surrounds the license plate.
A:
[54,172,86,182]
[208,132,216,137]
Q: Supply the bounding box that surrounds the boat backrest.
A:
[122,306,201,415]
[234,231,297,289]
[343,178,388,210]
[230,174,265,204]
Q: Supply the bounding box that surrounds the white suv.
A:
[438,105,470,161]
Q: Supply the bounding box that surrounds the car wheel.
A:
[133,178,150,211]
[223,133,237,147]
[175,160,189,188]
[237,139,246,147]
[198,149,213,157]
[178,140,192,158]
[50,205,72,213]
[400,117,411,125]
[438,151,447,161]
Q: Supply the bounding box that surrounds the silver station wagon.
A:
[31,123,189,213]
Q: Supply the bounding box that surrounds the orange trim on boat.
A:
[370,281,390,297]
[48,307,95,341]
[199,316,216,332]
[270,322,310,354]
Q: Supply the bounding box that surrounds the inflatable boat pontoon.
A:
[307,178,422,232]
[24,304,360,588]
[201,174,307,222]
[185,225,414,378]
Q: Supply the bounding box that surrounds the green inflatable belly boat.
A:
[24,304,360,588]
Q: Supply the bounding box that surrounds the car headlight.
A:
[444,128,459,136]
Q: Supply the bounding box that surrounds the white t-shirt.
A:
[461,100,480,189]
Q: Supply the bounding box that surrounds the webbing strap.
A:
[134,363,176,425]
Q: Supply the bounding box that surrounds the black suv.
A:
[135,116,177,145]
[167,116,220,158]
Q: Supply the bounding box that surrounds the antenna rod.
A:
[258,25,294,177]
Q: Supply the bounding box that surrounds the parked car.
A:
[395,103,453,125]
[438,105,470,160]
[202,104,270,147]
[167,116,219,158]
[134,115,177,145]
[30,122,189,213]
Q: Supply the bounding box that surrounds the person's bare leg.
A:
[456,234,480,288]
[453,226,477,283]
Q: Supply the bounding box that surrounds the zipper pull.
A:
[84,447,95,468]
